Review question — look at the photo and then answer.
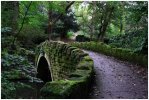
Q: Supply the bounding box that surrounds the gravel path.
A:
[84,50,148,99]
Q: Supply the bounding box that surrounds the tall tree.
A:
[12,1,32,46]
[47,1,75,40]
[96,2,115,41]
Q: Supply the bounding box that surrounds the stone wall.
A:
[35,40,93,98]
[71,42,147,68]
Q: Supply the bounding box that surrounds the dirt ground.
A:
[84,50,148,99]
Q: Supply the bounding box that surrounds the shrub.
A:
[66,31,74,39]
[1,77,16,99]
[1,51,32,70]
[1,27,12,35]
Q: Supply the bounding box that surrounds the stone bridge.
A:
[35,40,93,98]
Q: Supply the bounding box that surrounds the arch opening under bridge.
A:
[37,56,52,82]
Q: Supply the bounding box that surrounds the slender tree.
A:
[48,1,75,40]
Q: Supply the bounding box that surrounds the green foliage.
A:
[19,1,48,27]
[106,1,147,52]
[107,23,121,37]
[109,30,147,52]
[1,47,35,99]
[1,75,33,99]
[1,1,19,30]
[1,52,31,70]
[19,1,78,41]
[48,1,66,14]
[2,36,14,49]
[74,1,147,44]
[18,25,48,48]
[1,27,12,34]
[66,31,74,38]
[17,1,49,47]
[2,70,30,80]
[53,10,79,38]
[1,48,35,99]
[1,27,19,51]
[1,77,16,99]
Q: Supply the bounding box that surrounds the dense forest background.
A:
[1,1,148,99]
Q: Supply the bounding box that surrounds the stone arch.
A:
[37,55,52,82]
[35,41,94,98]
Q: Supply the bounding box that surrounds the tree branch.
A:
[65,1,75,11]
[52,1,75,25]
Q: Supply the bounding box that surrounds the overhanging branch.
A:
[52,1,75,25]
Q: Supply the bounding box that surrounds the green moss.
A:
[77,60,93,71]
[40,80,82,99]
[66,47,76,56]
[71,49,81,57]
[83,56,93,61]
[36,41,94,98]
[71,42,147,67]
[69,69,92,82]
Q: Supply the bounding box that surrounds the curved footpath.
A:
[84,50,148,99]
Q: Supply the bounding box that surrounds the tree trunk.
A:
[12,1,19,33]
[120,19,123,33]
[98,15,104,40]
[98,6,114,41]
[48,1,75,41]
[48,9,53,40]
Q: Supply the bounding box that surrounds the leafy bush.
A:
[1,27,21,52]
[2,36,14,49]
[1,50,34,99]
[2,70,30,80]
[108,30,147,53]
[1,52,31,70]
[1,77,16,99]
[1,27,12,34]
[66,31,74,38]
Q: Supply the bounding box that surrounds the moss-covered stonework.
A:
[35,40,93,98]
[71,42,147,68]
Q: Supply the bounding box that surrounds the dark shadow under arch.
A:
[37,56,52,82]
